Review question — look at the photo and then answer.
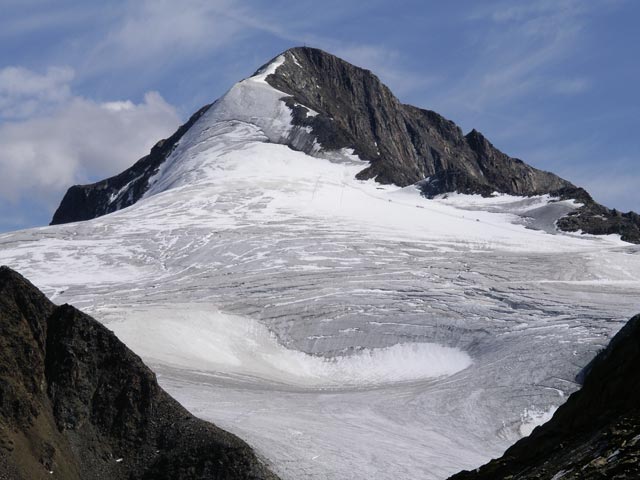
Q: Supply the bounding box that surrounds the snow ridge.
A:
[145,55,317,197]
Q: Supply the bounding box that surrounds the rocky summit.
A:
[49,47,639,243]
[0,266,278,480]
[264,48,569,194]
[449,313,640,480]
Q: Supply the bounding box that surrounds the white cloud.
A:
[0,66,75,119]
[0,80,180,205]
[86,0,245,72]
[487,0,584,23]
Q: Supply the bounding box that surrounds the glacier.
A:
[1,55,640,479]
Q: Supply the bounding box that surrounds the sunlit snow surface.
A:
[2,57,640,479]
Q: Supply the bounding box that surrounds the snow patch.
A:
[295,103,319,117]
[519,406,557,437]
[289,53,303,69]
[108,175,143,205]
[252,55,286,83]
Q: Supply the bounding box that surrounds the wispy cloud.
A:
[0,5,98,38]
[442,0,597,113]
[84,0,247,74]
[411,0,632,137]
[84,0,433,99]
[550,77,591,95]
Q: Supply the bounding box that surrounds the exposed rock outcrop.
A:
[266,48,570,196]
[449,313,640,480]
[554,187,640,244]
[0,266,278,480]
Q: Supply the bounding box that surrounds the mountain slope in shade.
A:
[0,266,278,480]
[449,313,640,480]
[48,47,640,243]
[50,104,211,225]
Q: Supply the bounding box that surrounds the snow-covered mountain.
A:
[50,47,640,243]
[1,48,640,479]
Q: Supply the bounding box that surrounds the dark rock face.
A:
[50,104,211,226]
[0,266,278,480]
[449,313,640,480]
[267,48,571,196]
[49,46,640,243]
[554,187,640,244]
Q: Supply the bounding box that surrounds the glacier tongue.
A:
[1,53,640,479]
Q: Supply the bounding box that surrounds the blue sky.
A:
[0,0,638,232]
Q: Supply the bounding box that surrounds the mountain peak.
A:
[258,46,377,76]
[52,46,570,223]
[253,46,360,74]
[260,46,571,193]
[48,47,640,243]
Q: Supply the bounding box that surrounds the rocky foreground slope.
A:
[49,47,640,242]
[0,266,277,480]
[450,313,640,480]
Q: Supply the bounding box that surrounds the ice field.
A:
[1,57,640,478]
